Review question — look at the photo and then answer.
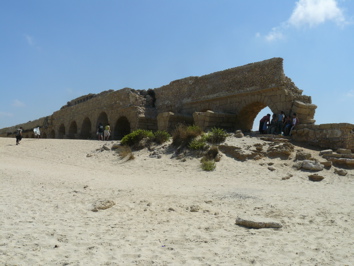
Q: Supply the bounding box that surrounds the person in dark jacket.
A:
[259,114,271,134]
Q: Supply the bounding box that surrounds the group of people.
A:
[259,111,299,136]
[15,126,40,145]
[97,123,111,140]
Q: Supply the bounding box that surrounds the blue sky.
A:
[1,0,353,129]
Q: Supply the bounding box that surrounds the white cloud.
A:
[24,34,35,46]
[263,0,348,42]
[24,34,42,50]
[0,112,13,117]
[66,88,73,94]
[265,26,286,42]
[345,89,354,97]
[12,99,25,107]
[289,0,345,28]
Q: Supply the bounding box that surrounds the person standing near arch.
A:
[259,114,271,134]
[104,123,111,140]
[289,113,299,136]
[276,111,285,135]
[97,123,104,140]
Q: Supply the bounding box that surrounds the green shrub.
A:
[120,129,154,146]
[153,130,171,144]
[172,124,203,147]
[201,159,216,171]
[189,136,208,150]
[206,127,227,144]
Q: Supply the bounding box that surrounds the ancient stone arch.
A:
[81,117,92,139]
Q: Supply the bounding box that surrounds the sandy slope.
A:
[0,136,353,265]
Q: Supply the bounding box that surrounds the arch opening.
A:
[252,106,272,132]
[237,101,271,132]
[49,129,56,139]
[58,124,65,139]
[97,112,109,129]
[114,116,131,140]
[96,112,108,133]
[81,117,92,139]
[68,121,78,139]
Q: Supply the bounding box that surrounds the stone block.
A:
[336,148,351,154]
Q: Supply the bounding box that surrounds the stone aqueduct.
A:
[1,58,353,150]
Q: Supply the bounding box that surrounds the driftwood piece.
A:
[235,217,282,229]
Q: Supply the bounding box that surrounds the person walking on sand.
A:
[104,123,111,140]
[33,127,40,138]
[16,127,23,145]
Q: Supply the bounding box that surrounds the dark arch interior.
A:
[114,116,131,140]
[49,130,56,139]
[81,117,92,139]
[97,112,109,129]
[68,121,77,139]
[58,124,65,139]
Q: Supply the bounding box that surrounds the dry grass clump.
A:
[116,145,135,161]
[172,124,203,147]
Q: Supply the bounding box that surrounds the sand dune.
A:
[1,136,353,265]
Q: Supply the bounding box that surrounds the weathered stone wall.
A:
[155,58,311,110]
[193,111,238,131]
[292,123,354,150]
[157,112,194,132]
[0,88,155,140]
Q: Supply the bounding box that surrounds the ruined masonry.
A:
[1,58,353,150]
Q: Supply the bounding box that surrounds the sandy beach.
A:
[0,136,353,265]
